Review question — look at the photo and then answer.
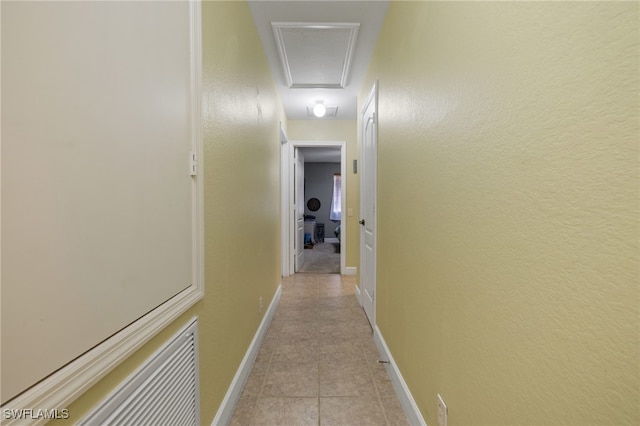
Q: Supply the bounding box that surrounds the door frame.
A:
[294,147,305,272]
[281,140,347,276]
[280,123,290,278]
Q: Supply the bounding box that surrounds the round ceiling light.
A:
[313,102,326,118]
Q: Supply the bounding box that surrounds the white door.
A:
[360,83,377,326]
[294,148,305,272]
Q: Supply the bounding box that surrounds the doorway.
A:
[282,140,346,277]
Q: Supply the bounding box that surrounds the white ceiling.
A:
[249,1,389,121]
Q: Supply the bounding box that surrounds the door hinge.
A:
[189,151,197,176]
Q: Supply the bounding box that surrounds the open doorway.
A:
[282,140,346,276]
[297,147,342,273]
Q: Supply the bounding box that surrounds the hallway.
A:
[2,1,637,423]
[229,274,408,425]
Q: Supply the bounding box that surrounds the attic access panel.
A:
[272,22,360,88]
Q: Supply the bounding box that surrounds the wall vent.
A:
[79,319,199,426]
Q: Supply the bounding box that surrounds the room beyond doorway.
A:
[298,241,341,274]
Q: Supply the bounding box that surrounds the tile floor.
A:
[229,273,409,426]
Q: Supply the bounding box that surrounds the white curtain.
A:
[330,174,341,221]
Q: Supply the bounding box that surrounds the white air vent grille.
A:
[79,319,199,426]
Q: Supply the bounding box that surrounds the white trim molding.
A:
[190,0,204,295]
[373,326,427,426]
[343,266,357,276]
[280,123,290,278]
[0,2,204,422]
[211,285,282,426]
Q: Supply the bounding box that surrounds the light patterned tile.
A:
[262,361,318,397]
[320,397,387,426]
[242,370,267,397]
[229,395,257,426]
[271,338,320,363]
[317,273,343,283]
[318,306,366,321]
[252,397,318,426]
[280,320,317,339]
[370,363,397,398]
[360,337,383,363]
[319,360,376,397]
[287,290,319,300]
[318,323,371,341]
[278,298,318,311]
[253,343,274,369]
[381,397,410,426]
[273,306,318,322]
[292,274,320,285]
[266,320,317,340]
[319,340,367,364]
[229,274,408,425]
[318,295,360,309]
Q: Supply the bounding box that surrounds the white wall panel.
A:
[1,1,195,403]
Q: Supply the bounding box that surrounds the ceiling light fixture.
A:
[313,102,327,118]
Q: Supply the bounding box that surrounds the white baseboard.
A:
[373,325,427,426]
[211,284,282,426]
[354,284,362,305]
[343,266,357,276]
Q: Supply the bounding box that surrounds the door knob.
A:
[359,219,366,226]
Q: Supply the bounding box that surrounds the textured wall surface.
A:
[361,2,639,425]
[56,2,285,424]
[288,120,359,269]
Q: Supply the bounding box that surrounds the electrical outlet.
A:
[258,297,263,313]
[437,394,448,426]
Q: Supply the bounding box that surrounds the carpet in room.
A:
[298,242,340,274]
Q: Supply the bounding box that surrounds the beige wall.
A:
[54,2,285,423]
[360,2,639,425]
[287,120,359,270]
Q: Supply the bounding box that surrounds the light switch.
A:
[347,208,353,217]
